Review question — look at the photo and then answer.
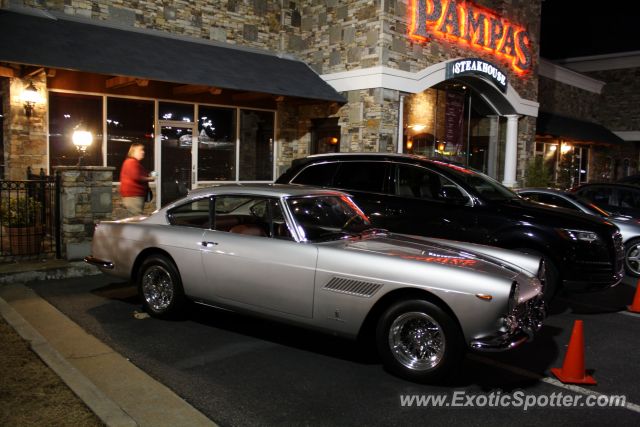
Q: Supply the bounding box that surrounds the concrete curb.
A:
[0,260,101,285]
[0,295,138,427]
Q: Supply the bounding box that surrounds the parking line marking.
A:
[555,298,640,318]
[467,354,640,414]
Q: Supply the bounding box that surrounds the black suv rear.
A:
[277,153,624,300]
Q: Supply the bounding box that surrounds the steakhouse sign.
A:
[410,0,533,73]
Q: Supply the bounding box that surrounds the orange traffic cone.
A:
[628,279,640,313]
[551,320,596,384]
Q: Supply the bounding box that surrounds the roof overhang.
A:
[0,6,346,104]
[536,110,631,147]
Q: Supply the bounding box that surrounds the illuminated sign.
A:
[446,58,508,92]
[410,0,533,73]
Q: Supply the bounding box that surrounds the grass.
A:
[0,316,104,426]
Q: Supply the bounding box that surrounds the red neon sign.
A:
[409,0,533,73]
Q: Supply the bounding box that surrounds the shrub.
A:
[0,197,43,228]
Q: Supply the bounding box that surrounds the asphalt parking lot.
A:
[26,274,640,427]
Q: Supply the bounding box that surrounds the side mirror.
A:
[439,187,470,205]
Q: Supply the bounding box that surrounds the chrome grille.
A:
[322,277,383,298]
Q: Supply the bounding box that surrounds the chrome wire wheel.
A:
[626,241,640,276]
[388,311,445,371]
[142,265,174,311]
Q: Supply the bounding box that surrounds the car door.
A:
[384,163,476,241]
[329,161,390,229]
[575,186,615,213]
[200,195,318,318]
[613,187,640,218]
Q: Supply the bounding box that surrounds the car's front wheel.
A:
[624,238,640,277]
[376,299,465,383]
[137,254,187,319]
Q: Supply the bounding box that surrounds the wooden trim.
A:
[106,76,150,89]
[0,65,19,78]
[173,84,221,95]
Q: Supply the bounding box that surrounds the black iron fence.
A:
[0,172,61,261]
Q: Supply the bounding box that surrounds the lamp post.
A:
[21,81,39,118]
[72,120,93,166]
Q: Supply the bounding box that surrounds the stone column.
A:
[502,115,520,188]
[54,166,115,261]
[486,115,500,179]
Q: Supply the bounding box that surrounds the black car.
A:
[572,183,640,219]
[616,173,640,186]
[277,153,624,301]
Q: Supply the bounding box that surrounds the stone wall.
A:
[1,74,47,180]
[18,0,303,55]
[587,67,640,133]
[55,166,114,260]
[537,75,600,122]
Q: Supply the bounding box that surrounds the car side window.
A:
[213,196,293,240]
[395,165,467,203]
[332,162,387,193]
[617,189,640,208]
[291,162,340,187]
[167,197,211,228]
[579,187,613,206]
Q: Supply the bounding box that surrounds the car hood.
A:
[496,198,618,231]
[338,233,523,280]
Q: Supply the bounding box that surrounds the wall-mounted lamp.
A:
[72,119,93,166]
[21,81,39,118]
[330,137,338,144]
[407,140,413,150]
[412,125,426,132]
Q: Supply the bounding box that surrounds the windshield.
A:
[286,196,374,242]
[431,161,519,199]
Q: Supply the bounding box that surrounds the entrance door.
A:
[158,122,197,207]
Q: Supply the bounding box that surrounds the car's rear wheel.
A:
[514,248,559,302]
[624,238,640,277]
[376,299,465,383]
[137,254,186,319]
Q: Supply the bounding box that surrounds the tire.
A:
[624,238,640,278]
[376,299,466,384]
[137,254,187,319]
[514,248,559,302]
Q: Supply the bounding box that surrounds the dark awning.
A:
[0,7,346,103]
[536,110,630,147]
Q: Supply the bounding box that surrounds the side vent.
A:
[322,277,383,298]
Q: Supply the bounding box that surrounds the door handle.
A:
[198,241,218,247]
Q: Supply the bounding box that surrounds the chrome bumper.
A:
[84,256,114,269]
[470,297,547,352]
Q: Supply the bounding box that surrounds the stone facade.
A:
[588,67,640,133]
[1,74,48,180]
[537,75,600,123]
[4,0,543,190]
[55,166,115,260]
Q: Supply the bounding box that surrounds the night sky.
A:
[540,0,640,60]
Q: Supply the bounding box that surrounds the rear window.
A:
[332,162,387,193]
[291,162,339,186]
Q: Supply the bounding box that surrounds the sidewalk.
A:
[0,260,218,427]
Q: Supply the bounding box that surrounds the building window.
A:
[159,102,194,122]
[106,98,155,181]
[49,92,103,168]
[311,118,340,155]
[239,109,274,181]
[198,106,236,181]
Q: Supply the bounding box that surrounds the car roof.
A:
[187,183,348,199]
[299,152,469,169]
[516,188,569,195]
[574,182,640,190]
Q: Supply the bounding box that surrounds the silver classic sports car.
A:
[86,184,546,383]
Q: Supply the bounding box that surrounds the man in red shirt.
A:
[120,143,155,216]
